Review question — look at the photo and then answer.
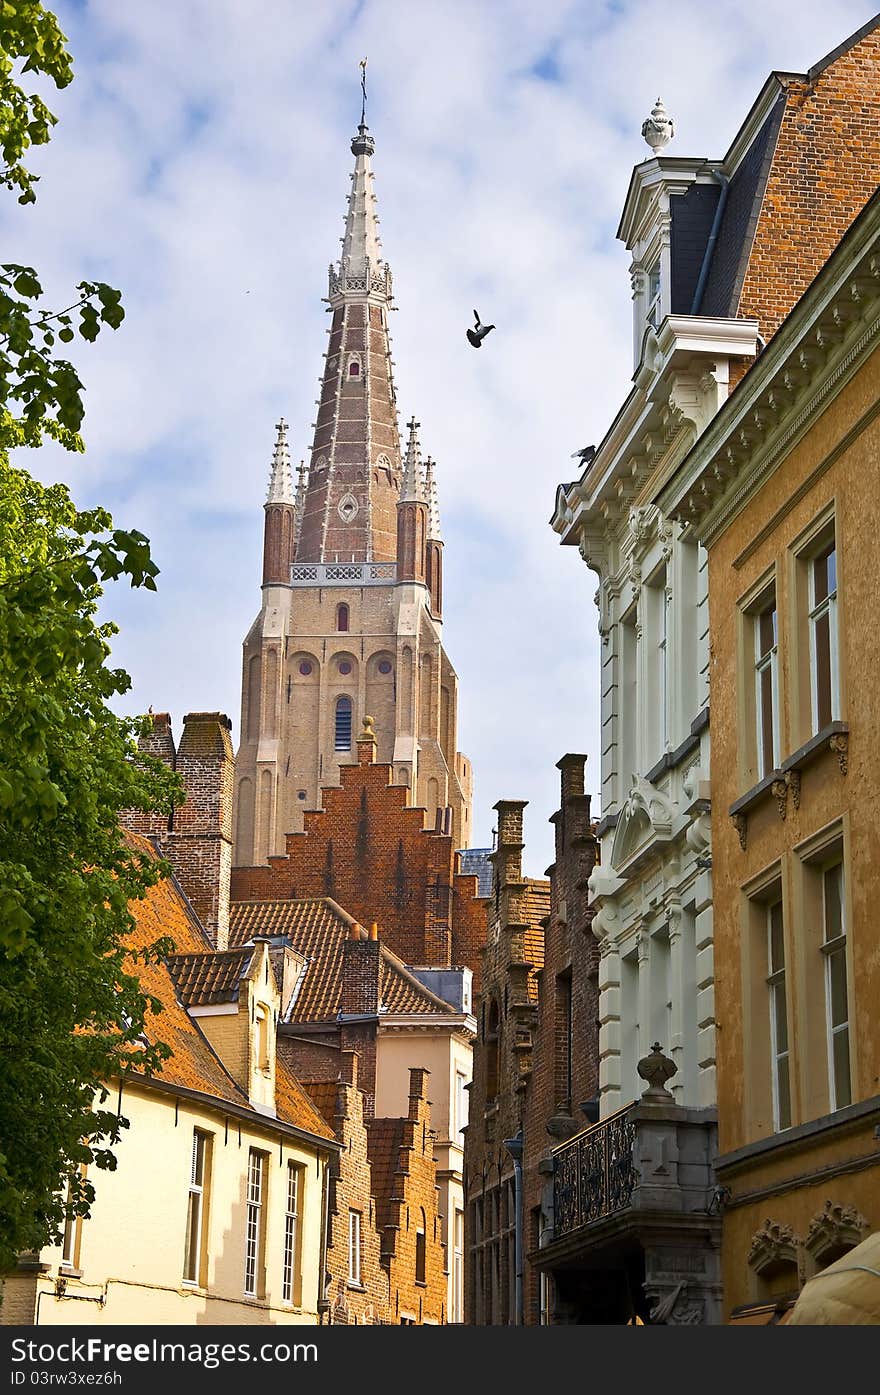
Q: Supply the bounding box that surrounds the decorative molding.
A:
[804,1200,869,1265]
[747,1219,801,1276]
[829,730,849,776]
[732,813,748,851]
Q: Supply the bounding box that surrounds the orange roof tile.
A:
[166,949,254,1006]
[275,1058,336,1141]
[300,1079,340,1129]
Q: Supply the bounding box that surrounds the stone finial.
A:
[424,455,442,542]
[641,97,674,155]
[400,417,426,502]
[637,1042,677,1100]
[357,714,377,765]
[266,417,295,505]
[358,714,376,743]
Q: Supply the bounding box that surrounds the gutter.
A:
[123,1073,341,1154]
[690,171,730,315]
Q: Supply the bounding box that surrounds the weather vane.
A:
[360,57,368,126]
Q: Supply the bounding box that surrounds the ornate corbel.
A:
[829,730,849,776]
[731,812,748,851]
[771,777,789,820]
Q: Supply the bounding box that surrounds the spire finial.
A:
[351,58,375,156]
[424,455,442,543]
[400,417,425,502]
[360,57,368,128]
[266,418,294,505]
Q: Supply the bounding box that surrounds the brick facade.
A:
[231,729,485,981]
[464,760,599,1324]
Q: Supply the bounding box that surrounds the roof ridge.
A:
[808,11,880,80]
[378,946,458,1012]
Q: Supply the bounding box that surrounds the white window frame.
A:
[334,696,353,752]
[821,860,851,1111]
[755,597,779,779]
[282,1161,300,1304]
[348,1208,362,1287]
[808,540,839,732]
[453,1209,464,1323]
[455,1071,468,1145]
[767,900,790,1132]
[646,260,662,330]
[183,1130,208,1286]
[244,1149,266,1297]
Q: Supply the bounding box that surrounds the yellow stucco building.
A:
[1,838,339,1326]
[660,188,880,1320]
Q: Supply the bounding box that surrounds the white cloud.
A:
[6,0,873,873]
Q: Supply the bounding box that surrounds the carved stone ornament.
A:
[641,96,675,154]
[637,1042,677,1100]
[771,777,789,820]
[649,1281,703,1325]
[805,1200,870,1265]
[747,1219,801,1276]
[732,812,748,851]
[337,492,359,522]
[829,730,849,775]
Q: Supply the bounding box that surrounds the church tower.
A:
[234,116,473,867]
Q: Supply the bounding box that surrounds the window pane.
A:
[184,1193,200,1282]
[773,982,788,1054]
[758,604,776,656]
[335,698,353,751]
[769,902,785,974]
[827,546,837,595]
[813,549,829,604]
[833,1028,852,1108]
[761,666,775,773]
[828,947,848,1029]
[814,610,832,729]
[823,865,844,943]
[776,1055,791,1129]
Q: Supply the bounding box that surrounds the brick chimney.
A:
[340,925,381,1117]
[120,711,234,950]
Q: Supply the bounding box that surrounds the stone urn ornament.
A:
[641,97,674,155]
[637,1042,677,1100]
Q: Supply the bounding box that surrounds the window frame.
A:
[415,1208,427,1286]
[244,1148,268,1299]
[821,859,851,1112]
[766,896,791,1132]
[808,538,839,733]
[755,594,780,780]
[282,1161,301,1306]
[334,695,353,752]
[183,1129,211,1288]
[348,1208,362,1287]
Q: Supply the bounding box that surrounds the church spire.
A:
[294,105,403,566]
[266,418,294,504]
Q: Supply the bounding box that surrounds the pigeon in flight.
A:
[466,309,495,348]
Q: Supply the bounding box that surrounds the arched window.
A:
[348,359,360,377]
[486,999,500,1102]
[415,1208,427,1285]
[335,696,353,751]
[337,603,349,632]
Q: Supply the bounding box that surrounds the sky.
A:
[8,0,875,876]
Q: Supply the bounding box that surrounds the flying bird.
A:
[466,308,495,348]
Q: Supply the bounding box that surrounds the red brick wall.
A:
[738,28,880,341]
[231,750,485,974]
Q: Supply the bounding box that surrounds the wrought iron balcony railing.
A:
[552,1102,638,1237]
[289,562,397,587]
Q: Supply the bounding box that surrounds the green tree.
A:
[0,2,180,1272]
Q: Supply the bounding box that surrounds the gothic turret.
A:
[424,455,443,618]
[397,416,428,584]
[262,419,297,586]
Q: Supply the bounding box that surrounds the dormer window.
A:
[255,1004,270,1074]
[647,261,662,329]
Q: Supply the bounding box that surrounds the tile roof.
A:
[229,897,457,1022]
[120,834,335,1143]
[165,949,253,1007]
[275,1059,336,1141]
[300,1079,340,1130]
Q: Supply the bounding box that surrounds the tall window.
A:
[822,861,851,1110]
[337,602,349,632]
[659,579,670,747]
[755,594,779,778]
[485,1000,500,1102]
[809,539,838,731]
[453,1209,464,1322]
[455,1070,469,1145]
[415,1208,427,1285]
[646,260,661,329]
[183,1130,210,1286]
[61,1165,87,1273]
[254,1005,270,1074]
[282,1162,301,1305]
[556,971,573,1112]
[244,1149,267,1297]
[767,899,791,1131]
[348,1209,362,1286]
[334,696,353,751]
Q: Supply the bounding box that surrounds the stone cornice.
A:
[659,192,880,543]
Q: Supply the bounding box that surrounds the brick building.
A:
[234,114,472,862]
[464,757,601,1325]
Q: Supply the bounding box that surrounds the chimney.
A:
[492,799,527,889]
[341,930,380,1017]
[119,713,177,838]
[168,712,235,950]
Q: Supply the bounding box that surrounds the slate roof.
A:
[229,897,457,1021]
[456,847,494,898]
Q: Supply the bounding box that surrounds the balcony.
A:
[553,1103,638,1235]
[289,562,397,587]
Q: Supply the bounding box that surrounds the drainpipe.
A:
[503,1130,524,1326]
[689,171,729,316]
[317,1155,332,1324]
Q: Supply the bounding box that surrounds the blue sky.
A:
[8,0,875,874]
